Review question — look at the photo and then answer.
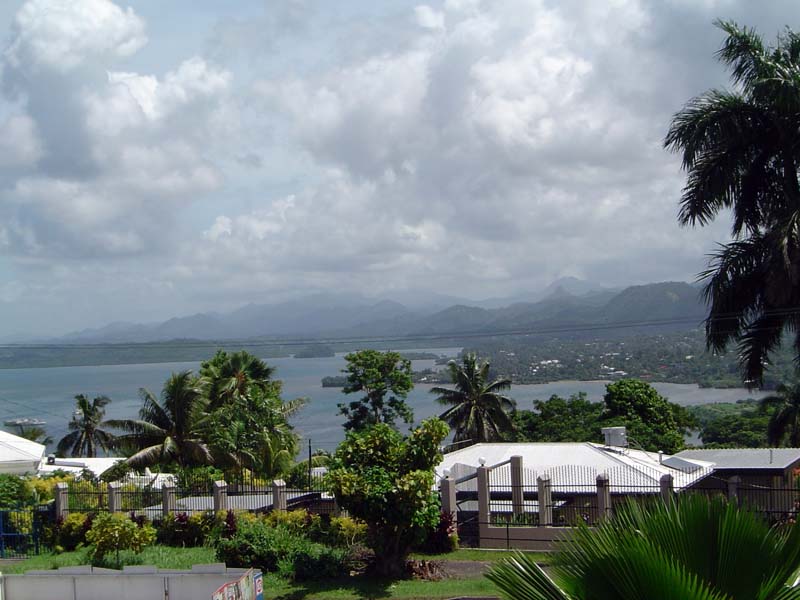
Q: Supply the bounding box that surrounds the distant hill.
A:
[55,280,704,345]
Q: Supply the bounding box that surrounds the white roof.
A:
[0,430,45,474]
[675,448,800,471]
[38,457,123,479]
[437,442,713,493]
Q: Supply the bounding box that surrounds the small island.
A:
[294,344,336,359]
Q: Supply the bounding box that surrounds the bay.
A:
[0,348,769,453]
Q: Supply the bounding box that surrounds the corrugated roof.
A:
[437,442,713,493]
[675,448,800,471]
[0,430,45,466]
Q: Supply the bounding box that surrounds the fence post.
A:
[510,455,524,517]
[596,473,611,520]
[213,480,228,513]
[538,474,552,526]
[727,476,741,506]
[162,483,177,518]
[660,474,674,505]
[476,465,490,526]
[55,482,69,518]
[440,476,457,527]
[108,482,121,513]
[272,479,287,512]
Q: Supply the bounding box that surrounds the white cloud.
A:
[5,0,146,72]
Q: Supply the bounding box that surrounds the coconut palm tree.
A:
[56,394,116,457]
[199,350,278,410]
[487,495,800,600]
[665,20,800,386]
[430,353,514,445]
[16,426,52,446]
[106,371,212,468]
[760,382,800,446]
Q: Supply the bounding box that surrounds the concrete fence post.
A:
[596,473,611,520]
[476,466,490,526]
[55,482,69,518]
[272,479,287,512]
[440,476,457,527]
[108,482,121,513]
[728,476,741,506]
[510,455,524,517]
[213,480,228,513]
[162,483,177,518]
[660,474,674,505]
[537,474,553,527]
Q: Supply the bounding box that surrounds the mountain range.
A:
[57,279,707,345]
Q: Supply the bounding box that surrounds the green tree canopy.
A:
[107,371,212,468]
[431,353,515,446]
[338,350,414,431]
[665,20,800,386]
[601,379,691,454]
[199,349,280,410]
[513,393,603,443]
[57,394,117,458]
[760,382,800,446]
[327,418,448,577]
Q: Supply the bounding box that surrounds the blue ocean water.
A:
[0,348,767,452]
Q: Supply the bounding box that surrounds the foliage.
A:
[338,350,414,431]
[664,21,800,386]
[415,511,458,555]
[199,349,281,410]
[431,353,515,445]
[600,379,690,453]
[55,512,93,551]
[760,382,800,446]
[512,393,603,443]
[213,519,349,581]
[487,495,800,600]
[699,412,769,448]
[57,394,116,458]
[0,474,35,508]
[327,418,449,577]
[106,371,212,468]
[85,512,156,566]
[174,465,225,492]
[14,426,53,446]
[157,511,219,547]
[286,452,331,489]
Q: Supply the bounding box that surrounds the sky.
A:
[0,0,797,339]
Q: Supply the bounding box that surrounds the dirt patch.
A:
[440,560,494,579]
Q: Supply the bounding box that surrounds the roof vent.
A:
[46,454,56,465]
[601,426,628,448]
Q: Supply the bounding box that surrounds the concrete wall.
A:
[1,564,257,600]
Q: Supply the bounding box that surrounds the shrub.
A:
[0,475,35,508]
[8,510,33,535]
[416,511,458,554]
[57,512,92,551]
[264,509,319,533]
[85,512,156,566]
[327,516,368,548]
[214,520,348,581]
[158,511,218,547]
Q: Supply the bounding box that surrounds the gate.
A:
[0,504,51,558]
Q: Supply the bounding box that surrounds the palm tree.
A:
[760,382,800,446]
[16,426,53,446]
[430,353,515,445]
[487,495,800,600]
[665,20,800,386]
[106,371,212,468]
[200,350,278,410]
[56,394,116,457]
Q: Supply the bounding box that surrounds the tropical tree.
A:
[106,371,212,468]
[56,394,116,458]
[199,349,279,410]
[760,381,800,446]
[431,353,515,445]
[16,426,53,446]
[338,350,414,431]
[487,495,800,600]
[665,20,800,386]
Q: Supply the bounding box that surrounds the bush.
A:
[57,512,93,551]
[416,511,458,554]
[214,520,348,581]
[0,475,35,508]
[157,511,218,547]
[85,512,156,566]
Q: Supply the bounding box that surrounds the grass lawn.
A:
[1,546,544,599]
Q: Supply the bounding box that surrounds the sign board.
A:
[212,568,259,600]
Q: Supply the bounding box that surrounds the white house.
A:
[0,430,46,475]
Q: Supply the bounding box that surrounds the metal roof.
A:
[437,442,713,493]
[675,448,800,471]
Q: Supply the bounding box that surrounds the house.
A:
[37,455,123,479]
[0,430,46,475]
